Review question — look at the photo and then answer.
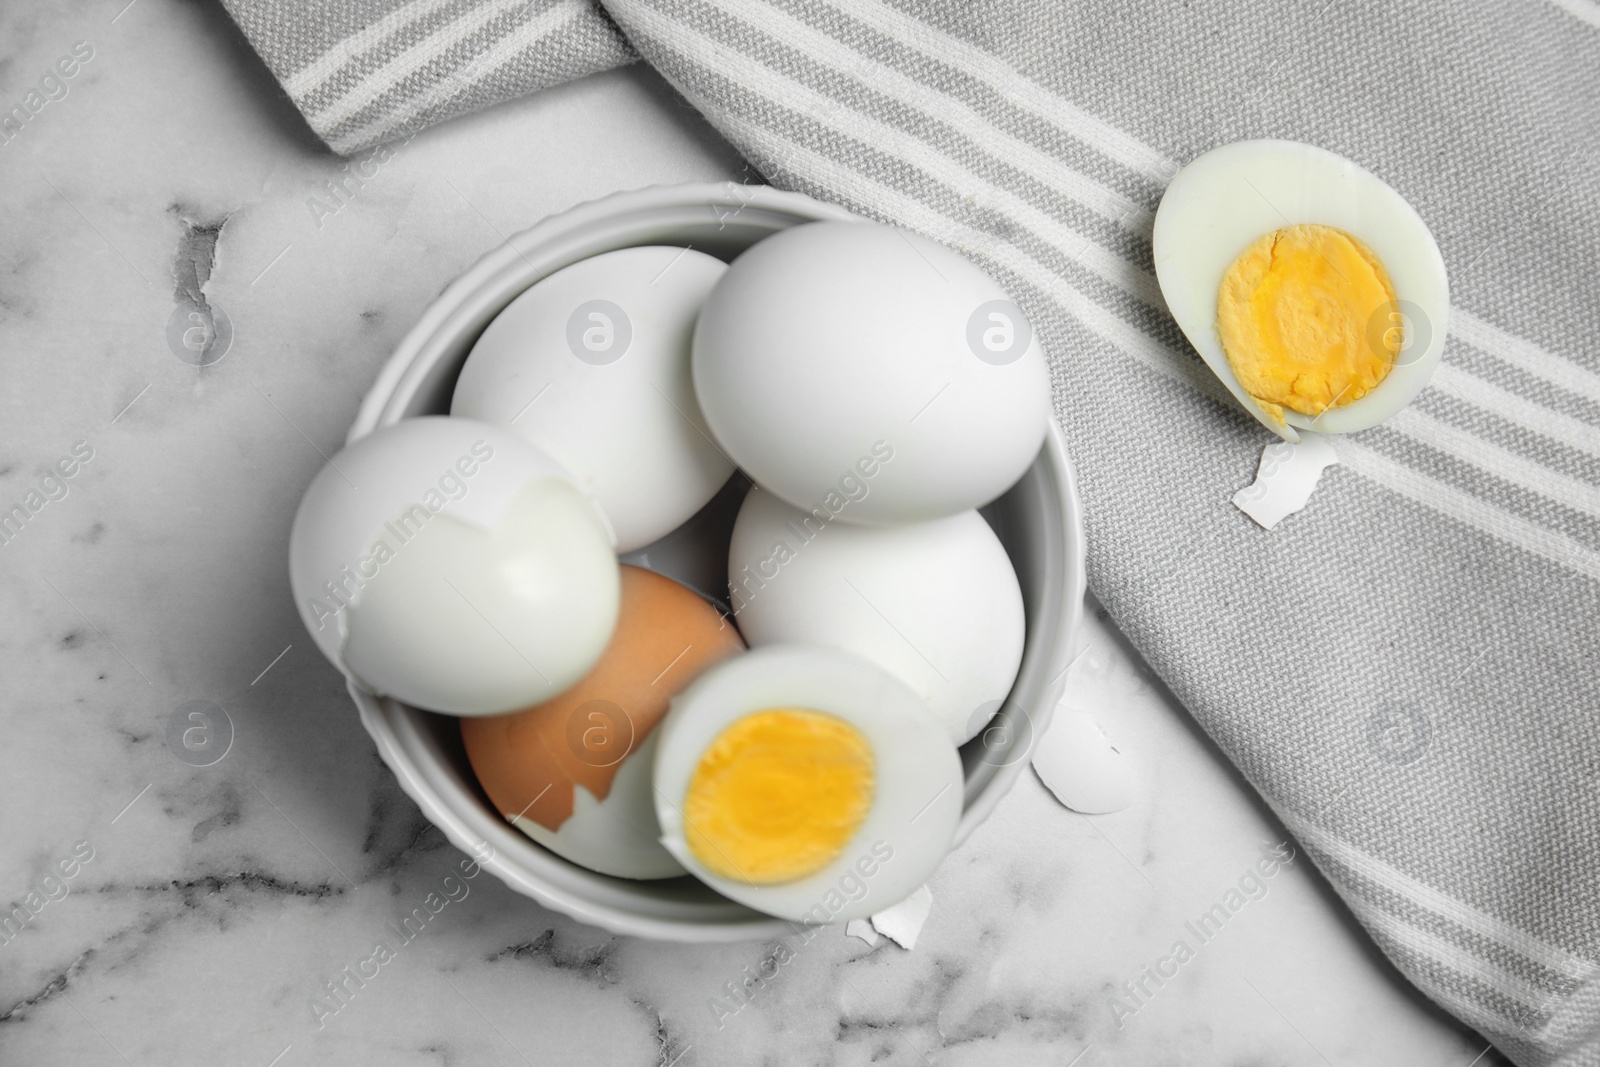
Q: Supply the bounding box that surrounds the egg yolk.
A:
[1216,223,1400,421]
[682,708,874,885]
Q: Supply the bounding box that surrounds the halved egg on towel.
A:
[1153,139,1449,441]
[653,645,963,923]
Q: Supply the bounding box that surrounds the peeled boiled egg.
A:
[288,416,618,716]
[653,645,963,923]
[462,565,743,879]
[727,486,1024,744]
[1153,140,1448,441]
[692,221,1051,524]
[452,246,735,552]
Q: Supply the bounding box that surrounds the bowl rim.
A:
[343,181,1087,941]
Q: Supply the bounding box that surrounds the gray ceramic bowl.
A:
[345,183,1086,941]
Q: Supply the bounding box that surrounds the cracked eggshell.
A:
[462,565,745,879]
[288,416,620,716]
[452,246,735,553]
[507,729,684,880]
[692,222,1051,524]
[728,487,1024,744]
[871,884,933,950]
[845,918,880,946]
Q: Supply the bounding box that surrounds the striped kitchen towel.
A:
[220,0,638,153]
[223,1,1600,1062]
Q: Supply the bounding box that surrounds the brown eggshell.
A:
[462,565,743,832]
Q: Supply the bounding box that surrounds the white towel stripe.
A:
[1285,813,1599,977]
[1387,405,1600,521]
[331,0,587,152]
[308,0,535,128]
[1361,905,1562,1014]
[700,0,1151,233]
[637,4,1163,313]
[1433,363,1600,462]
[1338,439,1600,583]
[284,0,458,98]
[832,0,1180,182]
[1389,965,1550,1049]
[1451,307,1600,409]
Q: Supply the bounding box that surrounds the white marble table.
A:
[0,3,1508,1064]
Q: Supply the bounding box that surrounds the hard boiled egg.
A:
[653,645,963,923]
[452,246,735,552]
[288,416,618,716]
[692,222,1051,524]
[727,486,1024,744]
[462,565,744,879]
[1153,140,1448,440]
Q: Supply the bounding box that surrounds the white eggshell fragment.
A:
[509,731,684,880]
[871,884,933,950]
[1031,707,1139,815]
[653,646,963,924]
[727,487,1025,744]
[288,416,619,716]
[845,918,881,947]
[1153,139,1448,440]
[692,222,1052,524]
[452,246,735,552]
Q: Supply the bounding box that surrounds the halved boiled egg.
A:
[652,645,963,924]
[1153,140,1449,441]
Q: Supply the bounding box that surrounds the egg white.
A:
[288,416,619,715]
[727,487,1024,744]
[452,246,734,553]
[692,221,1051,524]
[652,645,963,924]
[1152,140,1449,440]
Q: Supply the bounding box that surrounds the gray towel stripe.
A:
[1291,821,1598,1047]
[1301,833,1592,994]
[282,0,462,94]
[804,0,1179,183]
[330,1,635,152]
[1416,387,1600,489]
[317,0,575,145]
[292,0,487,115]
[218,0,637,154]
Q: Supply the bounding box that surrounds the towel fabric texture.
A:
[220,0,1600,1062]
